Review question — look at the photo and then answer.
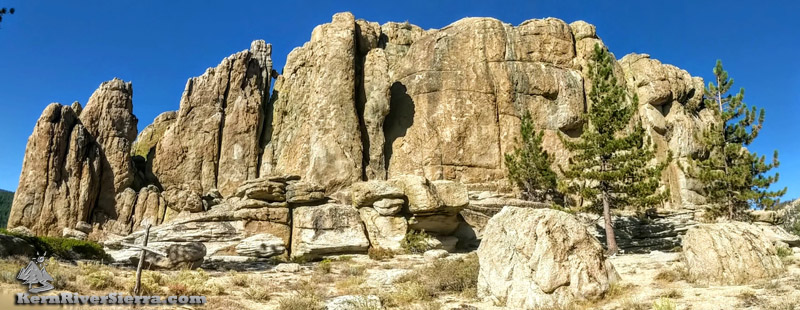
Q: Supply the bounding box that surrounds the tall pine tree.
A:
[560,44,668,255]
[689,60,785,219]
[504,111,559,202]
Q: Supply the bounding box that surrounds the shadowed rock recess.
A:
[10,13,723,261]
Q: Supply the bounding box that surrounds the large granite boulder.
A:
[291,203,370,259]
[683,222,785,285]
[477,207,617,308]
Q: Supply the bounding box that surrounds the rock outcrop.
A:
[10,13,729,263]
[478,207,617,308]
[682,222,784,285]
[9,103,101,237]
[261,13,363,194]
[154,40,272,200]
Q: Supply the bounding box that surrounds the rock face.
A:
[262,13,363,193]
[580,211,698,254]
[10,13,726,262]
[9,103,101,237]
[477,207,617,308]
[682,222,784,285]
[154,40,272,199]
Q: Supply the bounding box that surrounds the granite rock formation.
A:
[10,13,732,263]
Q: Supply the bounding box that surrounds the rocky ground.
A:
[1,248,799,310]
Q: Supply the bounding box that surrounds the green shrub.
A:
[0,228,110,261]
[81,270,116,290]
[652,298,676,310]
[317,258,332,274]
[776,247,792,258]
[401,230,433,254]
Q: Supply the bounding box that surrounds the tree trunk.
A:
[728,203,734,220]
[602,192,619,255]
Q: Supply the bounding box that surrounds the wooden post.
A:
[133,224,151,295]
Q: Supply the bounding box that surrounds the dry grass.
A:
[393,253,479,298]
[335,275,366,295]
[618,298,650,310]
[737,289,759,307]
[659,288,682,299]
[278,280,325,310]
[343,264,367,276]
[368,247,397,261]
[317,258,333,274]
[654,264,689,283]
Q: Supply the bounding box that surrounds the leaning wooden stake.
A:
[133,224,151,295]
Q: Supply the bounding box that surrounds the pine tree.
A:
[0,8,14,27]
[560,44,668,255]
[504,111,558,202]
[689,60,786,219]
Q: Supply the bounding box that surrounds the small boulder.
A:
[359,208,407,251]
[423,249,449,260]
[683,222,784,285]
[166,242,206,269]
[0,235,35,258]
[9,226,34,237]
[286,181,327,204]
[235,233,286,258]
[373,198,404,216]
[234,176,295,202]
[62,228,88,240]
[350,181,404,208]
[388,175,442,214]
[274,263,301,273]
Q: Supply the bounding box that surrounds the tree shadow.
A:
[383,82,415,171]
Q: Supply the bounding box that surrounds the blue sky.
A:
[0,1,797,200]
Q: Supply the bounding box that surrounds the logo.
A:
[17,252,54,293]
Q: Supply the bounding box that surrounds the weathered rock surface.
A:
[286,181,327,204]
[235,233,286,258]
[154,40,272,199]
[350,180,405,208]
[9,103,101,237]
[131,111,176,158]
[262,13,363,194]
[388,175,442,214]
[80,78,138,227]
[292,203,370,259]
[478,207,617,308]
[0,235,36,258]
[359,208,407,251]
[682,222,784,285]
[461,191,549,237]
[580,211,698,254]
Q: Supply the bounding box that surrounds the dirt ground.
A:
[0,250,798,310]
